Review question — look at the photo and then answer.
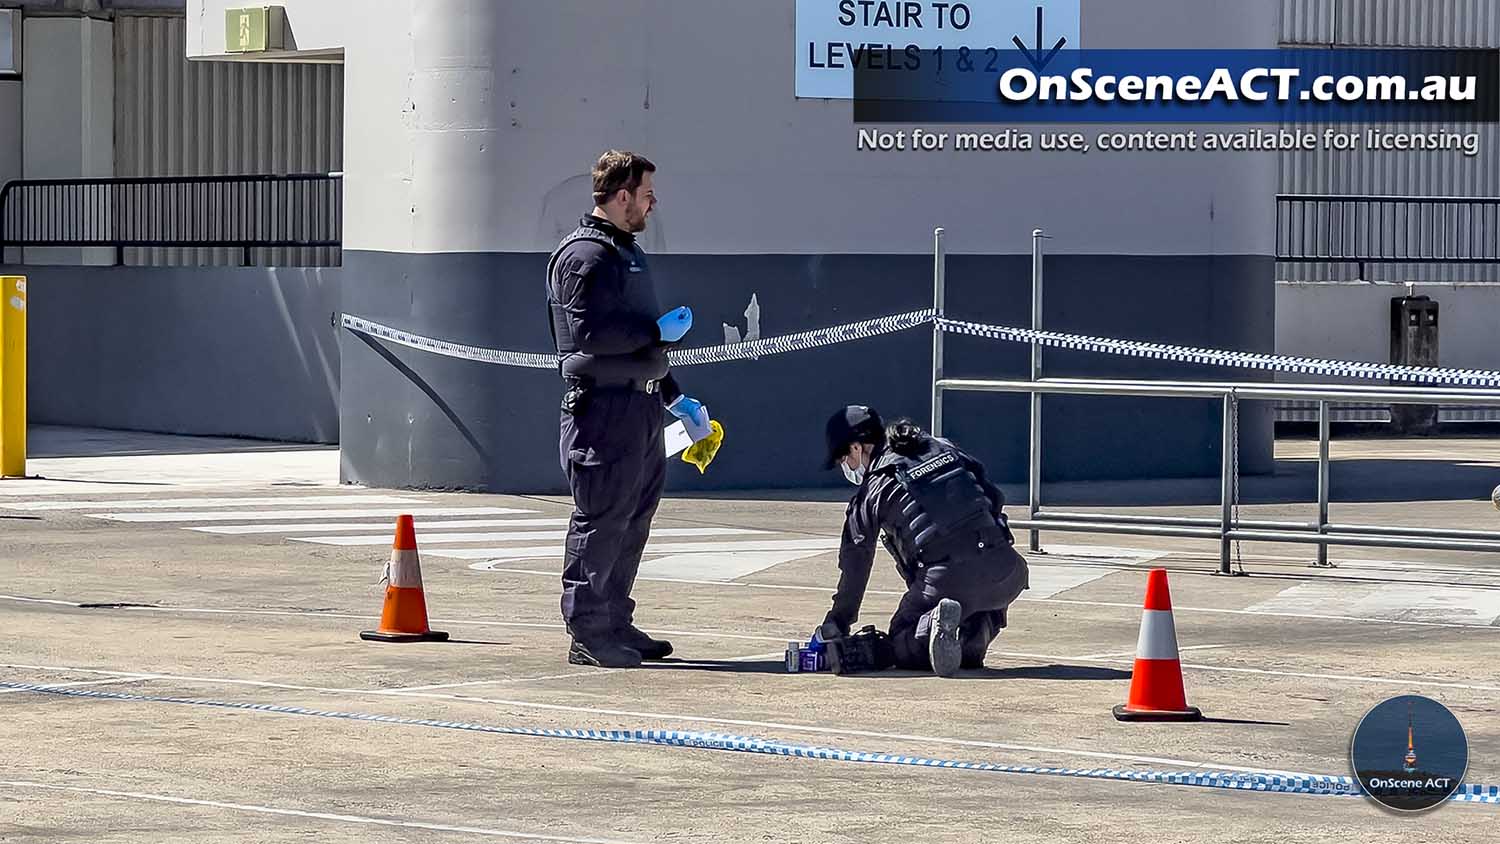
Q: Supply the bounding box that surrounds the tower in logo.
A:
[1402,703,1418,774]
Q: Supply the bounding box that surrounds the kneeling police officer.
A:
[816,406,1029,677]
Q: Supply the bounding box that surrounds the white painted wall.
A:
[188,0,347,55]
[188,0,1278,257]
[21,16,114,265]
[1276,283,1500,374]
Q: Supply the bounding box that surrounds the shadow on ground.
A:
[27,425,334,459]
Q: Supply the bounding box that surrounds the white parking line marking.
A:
[92,507,530,523]
[1,781,647,844]
[294,527,763,546]
[194,517,553,535]
[378,672,599,692]
[1072,643,1230,660]
[434,538,842,561]
[1,495,423,511]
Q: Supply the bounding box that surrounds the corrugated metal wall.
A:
[1279,0,1500,281]
[114,13,343,266]
[1282,0,1500,46]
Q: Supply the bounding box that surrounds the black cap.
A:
[823,405,883,470]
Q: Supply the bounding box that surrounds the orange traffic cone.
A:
[360,515,449,643]
[1113,569,1201,722]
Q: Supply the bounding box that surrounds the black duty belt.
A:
[564,376,659,394]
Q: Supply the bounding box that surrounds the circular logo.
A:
[1350,695,1468,813]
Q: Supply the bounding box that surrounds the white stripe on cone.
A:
[388,548,424,589]
[1134,609,1181,662]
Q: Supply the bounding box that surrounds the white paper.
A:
[664,420,694,457]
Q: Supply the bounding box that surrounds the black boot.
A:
[928,599,963,678]
[615,625,673,660]
[568,638,643,668]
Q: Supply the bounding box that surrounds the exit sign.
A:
[226,6,285,53]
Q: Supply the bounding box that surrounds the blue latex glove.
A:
[813,622,844,648]
[657,306,693,343]
[667,394,711,440]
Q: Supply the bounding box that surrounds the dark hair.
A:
[885,417,926,456]
[592,150,656,206]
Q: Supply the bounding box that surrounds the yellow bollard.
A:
[0,275,24,478]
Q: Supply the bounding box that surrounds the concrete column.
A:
[0,79,20,264]
[337,1,541,490]
[20,16,114,266]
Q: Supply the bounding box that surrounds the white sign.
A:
[795,0,1082,99]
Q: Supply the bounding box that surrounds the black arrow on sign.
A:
[1012,6,1068,70]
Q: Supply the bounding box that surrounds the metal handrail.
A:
[1278,193,1500,204]
[0,173,343,266]
[927,225,1500,575]
[1275,193,1500,273]
[938,377,1500,572]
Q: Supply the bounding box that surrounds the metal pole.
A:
[1316,399,1331,567]
[1028,229,1044,553]
[1031,229,1044,382]
[931,227,945,437]
[1219,391,1235,575]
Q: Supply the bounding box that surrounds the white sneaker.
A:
[928,599,963,678]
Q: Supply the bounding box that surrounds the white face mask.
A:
[841,449,867,485]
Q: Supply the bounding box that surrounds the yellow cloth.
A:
[681,420,725,474]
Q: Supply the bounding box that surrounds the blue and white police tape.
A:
[4,682,1495,804]
[341,310,935,370]
[937,317,1500,389]
[341,314,559,369]
[667,309,934,367]
[343,309,1500,388]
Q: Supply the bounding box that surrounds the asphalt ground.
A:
[3,426,1499,842]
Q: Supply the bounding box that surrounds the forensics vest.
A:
[875,443,1008,565]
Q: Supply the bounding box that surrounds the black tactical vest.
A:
[877,444,1007,564]
[545,225,620,359]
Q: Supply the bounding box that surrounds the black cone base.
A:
[360,629,449,643]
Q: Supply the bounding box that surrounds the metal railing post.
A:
[1219,391,1235,575]
[931,227,945,437]
[1028,228,1045,553]
[1316,399,1331,567]
[1031,229,1044,384]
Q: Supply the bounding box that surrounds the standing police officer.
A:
[817,407,1029,677]
[546,151,710,668]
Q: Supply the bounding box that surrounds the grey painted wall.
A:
[11,263,340,442]
[340,250,1274,494]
